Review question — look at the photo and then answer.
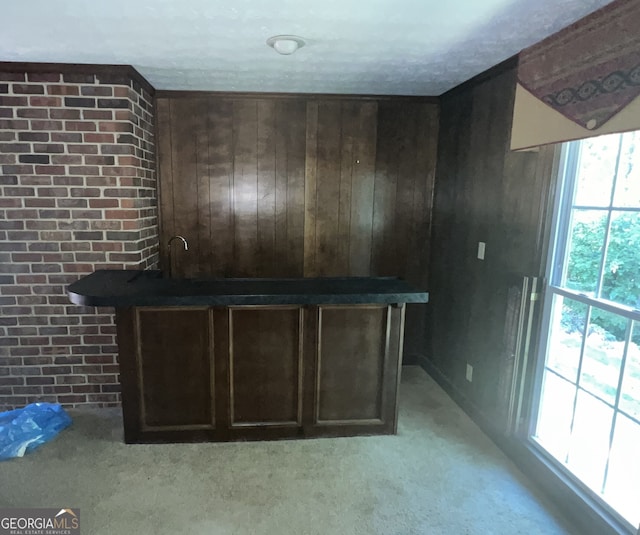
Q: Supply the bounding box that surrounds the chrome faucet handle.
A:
[168,235,189,250]
[167,235,189,278]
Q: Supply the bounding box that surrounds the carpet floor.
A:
[0,366,575,535]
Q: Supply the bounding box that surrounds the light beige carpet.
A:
[0,366,575,535]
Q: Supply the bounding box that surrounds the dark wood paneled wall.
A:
[425,60,557,423]
[157,95,438,360]
[157,96,438,281]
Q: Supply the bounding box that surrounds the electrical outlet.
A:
[477,241,486,260]
[466,364,473,382]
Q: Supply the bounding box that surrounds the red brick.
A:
[0,96,28,106]
[37,187,68,197]
[51,132,82,142]
[51,155,82,165]
[0,73,26,82]
[66,121,97,131]
[71,385,100,394]
[83,110,113,120]
[35,165,66,175]
[30,96,62,107]
[68,165,100,175]
[85,155,115,165]
[88,374,117,384]
[28,73,61,83]
[49,108,80,120]
[30,120,63,131]
[89,199,118,208]
[42,365,72,375]
[17,108,49,119]
[24,199,55,208]
[0,119,29,129]
[83,133,113,143]
[57,395,88,404]
[68,144,98,154]
[0,143,30,153]
[99,121,133,133]
[12,84,45,94]
[105,209,138,219]
[117,155,140,166]
[81,86,113,97]
[26,376,55,385]
[47,85,79,95]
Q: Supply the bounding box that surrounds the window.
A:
[532,131,640,531]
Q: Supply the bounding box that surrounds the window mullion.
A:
[594,135,624,298]
[554,143,581,287]
[564,304,591,464]
[600,318,633,494]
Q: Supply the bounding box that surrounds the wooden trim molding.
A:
[442,55,519,98]
[0,61,155,95]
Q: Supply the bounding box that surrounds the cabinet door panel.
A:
[229,307,303,426]
[316,305,389,423]
[137,308,214,429]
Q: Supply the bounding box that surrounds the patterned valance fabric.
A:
[518,0,640,130]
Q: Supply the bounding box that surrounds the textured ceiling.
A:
[2,0,615,95]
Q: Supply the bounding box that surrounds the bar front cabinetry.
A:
[116,303,406,443]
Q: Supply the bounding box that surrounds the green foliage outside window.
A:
[564,212,640,340]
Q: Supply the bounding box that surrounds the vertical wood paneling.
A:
[256,100,277,277]
[156,96,438,334]
[426,63,557,419]
[283,101,307,276]
[232,100,259,276]
[348,101,377,276]
[156,98,175,266]
[336,104,354,275]
[206,98,234,277]
[371,104,401,276]
[194,97,211,277]
[303,101,319,277]
[170,98,199,278]
[314,101,343,276]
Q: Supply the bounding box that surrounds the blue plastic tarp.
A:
[0,402,72,461]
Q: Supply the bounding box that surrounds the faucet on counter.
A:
[167,235,189,278]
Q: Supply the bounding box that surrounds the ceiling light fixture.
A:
[267,35,306,55]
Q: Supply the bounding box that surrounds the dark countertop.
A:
[67,270,429,307]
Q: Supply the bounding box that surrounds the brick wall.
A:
[0,67,158,410]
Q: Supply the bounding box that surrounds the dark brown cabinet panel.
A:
[316,306,387,422]
[116,303,406,443]
[117,307,215,440]
[229,307,303,427]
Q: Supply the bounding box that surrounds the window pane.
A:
[600,211,640,308]
[574,134,620,207]
[619,321,640,421]
[546,296,586,382]
[534,371,575,461]
[566,390,613,491]
[579,307,626,404]
[604,413,640,528]
[612,129,640,208]
[563,210,607,294]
